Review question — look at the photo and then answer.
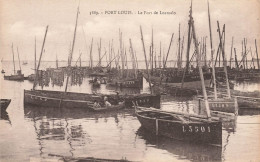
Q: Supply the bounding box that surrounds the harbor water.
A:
[0,62,260,162]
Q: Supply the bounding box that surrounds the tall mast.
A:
[140,26,152,93]
[56,54,58,69]
[154,49,157,69]
[250,47,254,68]
[119,29,124,77]
[230,37,234,67]
[151,28,154,73]
[217,21,231,98]
[204,37,207,66]
[129,39,137,78]
[98,38,102,66]
[234,48,239,69]
[34,37,37,74]
[33,26,48,90]
[244,38,248,69]
[90,38,93,69]
[109,40,111,67]
[163,33,174,68]
[207,0,217,99]
[185,3,192,72]
[178,23,181,69]
[181,2,193,88]
[65,6,79,93]
[79,52,81,67]
[190,2,211,118]
[110,39,114,68]
[180,36,184,69]
[12,43,16,74]
[17,47,21,71]
[159,42,162,68]
[241,41,244,69]
[255,39,260,69]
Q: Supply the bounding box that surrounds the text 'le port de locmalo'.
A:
[90,11,176,15]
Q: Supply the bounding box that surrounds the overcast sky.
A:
[0,0,259,63]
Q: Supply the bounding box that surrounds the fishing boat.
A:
[207,88,260,109]
[89,101,125,112]
[4,70,24,81]
[0,99,11,111]
[135,106,222,146]
[203,1,238,116]
[24,89,160,109]
[145,70,212,89]
[4,44,24,81]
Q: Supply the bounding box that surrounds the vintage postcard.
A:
[0,0,259,161]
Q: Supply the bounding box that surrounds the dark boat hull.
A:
[4,74,24,81]
[136,111,222,146]
[145,74,211,89]
[0,99,11,111]
[24,90,160,109]
[107,77,143,88]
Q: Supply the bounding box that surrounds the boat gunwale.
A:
[24,93,94,103]
[136,110,220,124]
[24,89,158,97]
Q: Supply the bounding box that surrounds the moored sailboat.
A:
[4,44,24,81]
[205,1,238,116]
[135,106,222,146]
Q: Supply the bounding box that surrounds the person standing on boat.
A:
[93,100,101,108]
[104,96,112,107]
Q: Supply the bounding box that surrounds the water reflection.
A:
[234,81,260,92]
[24,105,135,159]
[0,110,11,125]
[160,95,207,116]
[136,127,222,162]
[222,118,237,133]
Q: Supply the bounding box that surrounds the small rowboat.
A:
[135,106,222,146]
[89,101,125,112]
[0,99,11,111]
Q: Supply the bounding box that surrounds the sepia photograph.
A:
[0,0,259,161]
